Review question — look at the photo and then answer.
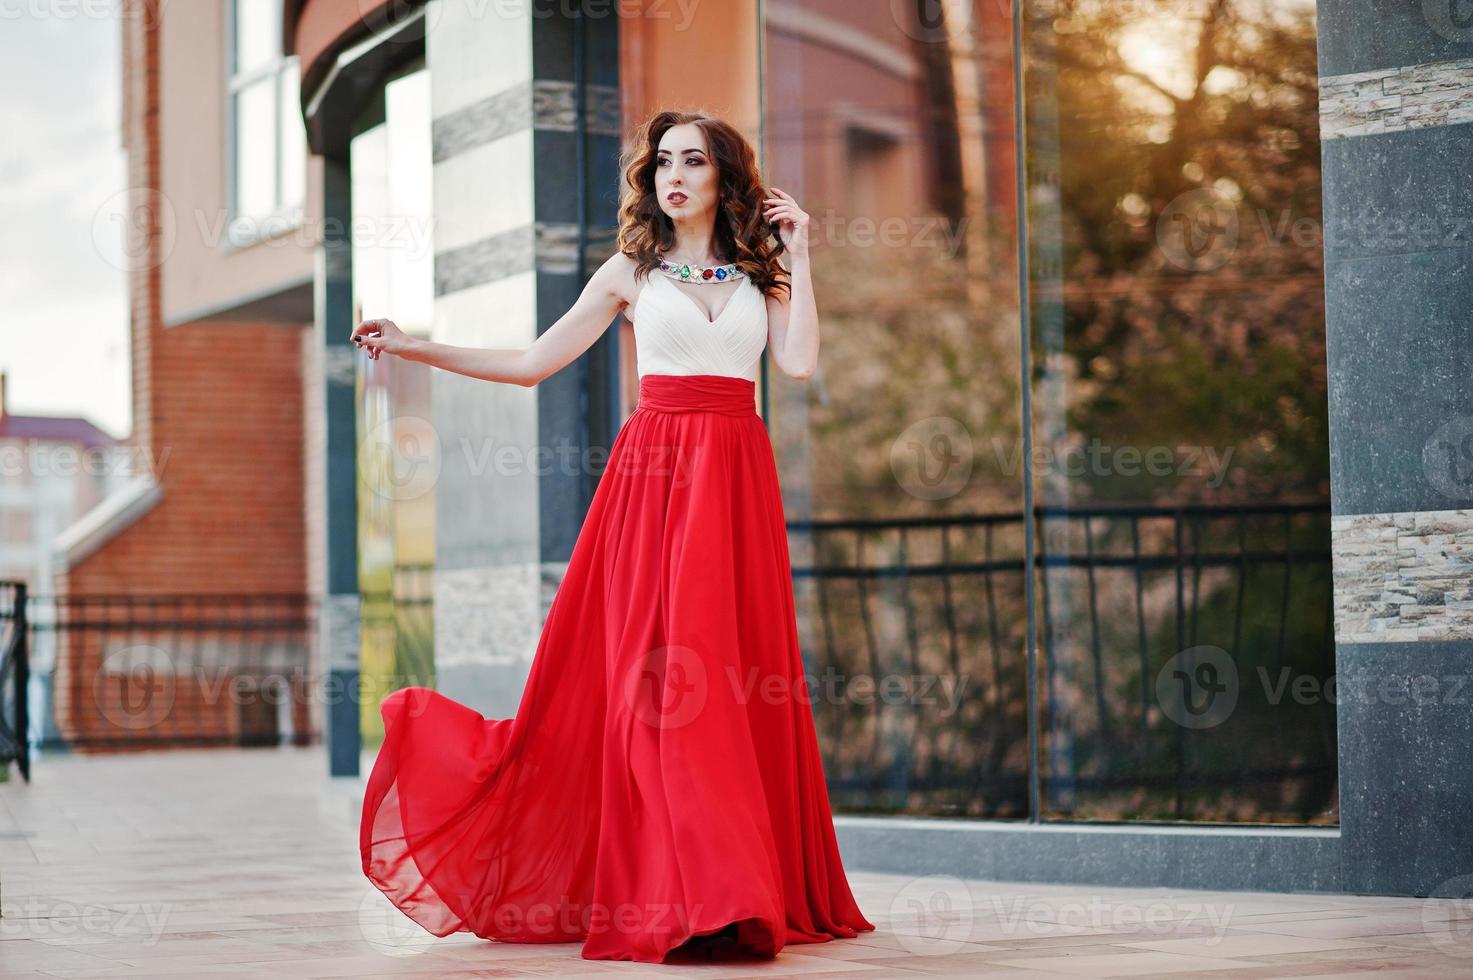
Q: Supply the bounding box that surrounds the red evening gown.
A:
[359,269,875,963]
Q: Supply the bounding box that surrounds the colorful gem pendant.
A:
[657,259,745,283]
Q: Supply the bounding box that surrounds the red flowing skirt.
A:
[359,373,876,963]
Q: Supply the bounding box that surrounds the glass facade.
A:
[1022,0,1332,824]
[752,0,1332,824]
[761,0,1032,820]
[351,62,436,745]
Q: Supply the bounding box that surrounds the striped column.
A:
[1319,1,1473,894]
[426,3,621,717]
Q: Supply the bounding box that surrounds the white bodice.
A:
[629,271,768,382]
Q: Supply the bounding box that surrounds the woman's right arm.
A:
[351,252,632,387]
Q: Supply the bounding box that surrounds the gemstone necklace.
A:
[657,257,745,283]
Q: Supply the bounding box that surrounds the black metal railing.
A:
[0,579,442,759]
[1,502,1335,824]
[0,582,31,782]
[23,593,320,752]
[787,500,1336,824]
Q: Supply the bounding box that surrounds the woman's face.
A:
[654,123,719,222]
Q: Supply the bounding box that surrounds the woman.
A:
[352,109,875,964]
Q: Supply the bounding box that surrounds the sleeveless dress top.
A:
[630,269,768,382]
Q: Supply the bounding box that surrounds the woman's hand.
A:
[351,317,414,361]
[762,186,811,258]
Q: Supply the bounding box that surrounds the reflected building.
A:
[66,0,1473,897]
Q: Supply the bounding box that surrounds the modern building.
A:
[58,0,1472,900]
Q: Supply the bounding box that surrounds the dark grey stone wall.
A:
[836,818,1342,893]
[1337,641,1473,894]
[1318,0,1473,897]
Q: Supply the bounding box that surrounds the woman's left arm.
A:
[763,187,817,381]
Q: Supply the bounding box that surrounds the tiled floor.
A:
[0,748,1468,978]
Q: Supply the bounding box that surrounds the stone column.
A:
[1318,1,1473,895]
[426,3,620,718]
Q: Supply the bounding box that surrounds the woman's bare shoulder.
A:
[593,251,644,313]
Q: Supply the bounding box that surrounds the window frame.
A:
[224,0,306,250]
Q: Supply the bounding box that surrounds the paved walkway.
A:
[0,748,1468,978]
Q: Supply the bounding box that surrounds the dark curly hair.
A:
[616,109,790,299]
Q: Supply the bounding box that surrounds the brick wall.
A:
[63,321,309,595]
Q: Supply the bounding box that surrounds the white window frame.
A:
[225,0,306,250]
